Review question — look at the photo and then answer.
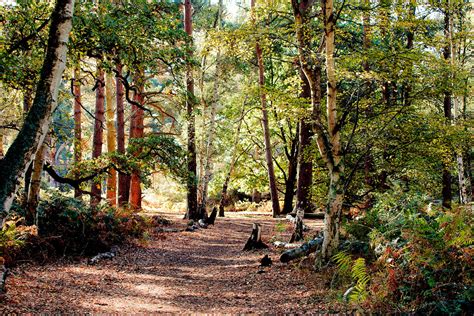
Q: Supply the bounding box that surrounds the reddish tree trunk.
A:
[129,86,144,210]
[116,64,130,206]
[91,68,105,206]
[73,67,82,198]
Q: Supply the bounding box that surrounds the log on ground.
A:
[279,236,323,263]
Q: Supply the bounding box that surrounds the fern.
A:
[350,257,369,303]
[333,250,352,276]
[333,251,370,304]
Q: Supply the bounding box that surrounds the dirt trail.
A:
[2,212,329,314]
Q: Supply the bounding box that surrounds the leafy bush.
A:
[36,191,149,256]
[0,191,152,265]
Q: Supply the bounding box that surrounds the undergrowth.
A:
[0,191,154,266]
[339,189,473,315]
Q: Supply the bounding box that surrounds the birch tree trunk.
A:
[320,0,345,261]
[199,0,223,216]
[0,0,75,221]
[26,140,48,225]
[184,0,199,220]
[251,0,280,217]
[90,68,105,207]
[448,4,471,204]
[105,72,117,206]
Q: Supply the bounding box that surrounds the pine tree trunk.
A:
[90,68,105,206]
[116,64,130,206]
[129,84,144,210]
[251,0,280,218]
[0,0,75,220]
[73,67,82,198]
[105,72,117,206]
[184,0,199,220]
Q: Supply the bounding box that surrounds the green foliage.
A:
[333,251,370,304]
[36,190,149,256]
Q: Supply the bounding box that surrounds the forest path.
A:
[3,211,327,313]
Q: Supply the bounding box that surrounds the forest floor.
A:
[1,210,345,314]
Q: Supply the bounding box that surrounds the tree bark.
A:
[295,67,313,213]
[116,64,129,206]
[22,92,33,207]
[184,0,199,220]
[73,67,82,198]
[90,68,105,207]
[282,132,298,214]
[320,0,345,261]
[442,6,452,209]
[198,0,223,215]
[105,72,117,206]
[129,83,144,210]
[251,0,280,218]
[26,140,48,225]
[447,5,471,204]
[0,0,75,221]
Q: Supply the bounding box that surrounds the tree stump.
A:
[207,206,217,225]
[289,209,304,243]
[243,223,268,251]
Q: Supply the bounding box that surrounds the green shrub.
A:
[36,191,149,256]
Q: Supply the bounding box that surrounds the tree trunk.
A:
[0,134,3,159]
[129,84,144,210]
[22,92,34,207]
[0,0,74,220]
[90,68,105,207]
[26,140,48,225]
[251,0,280,218]
[73,67,82,198]
[282,134,298,214]
[105,72,117,206]
[442,8,452,209]
[448,7,471,204]
[295,67,313,213]
[320,0,344,261]
[198,0,223,215]
[218,103,246,217]
[199,52,220,215]
[184,0,199,220]
[116,64,129,206]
